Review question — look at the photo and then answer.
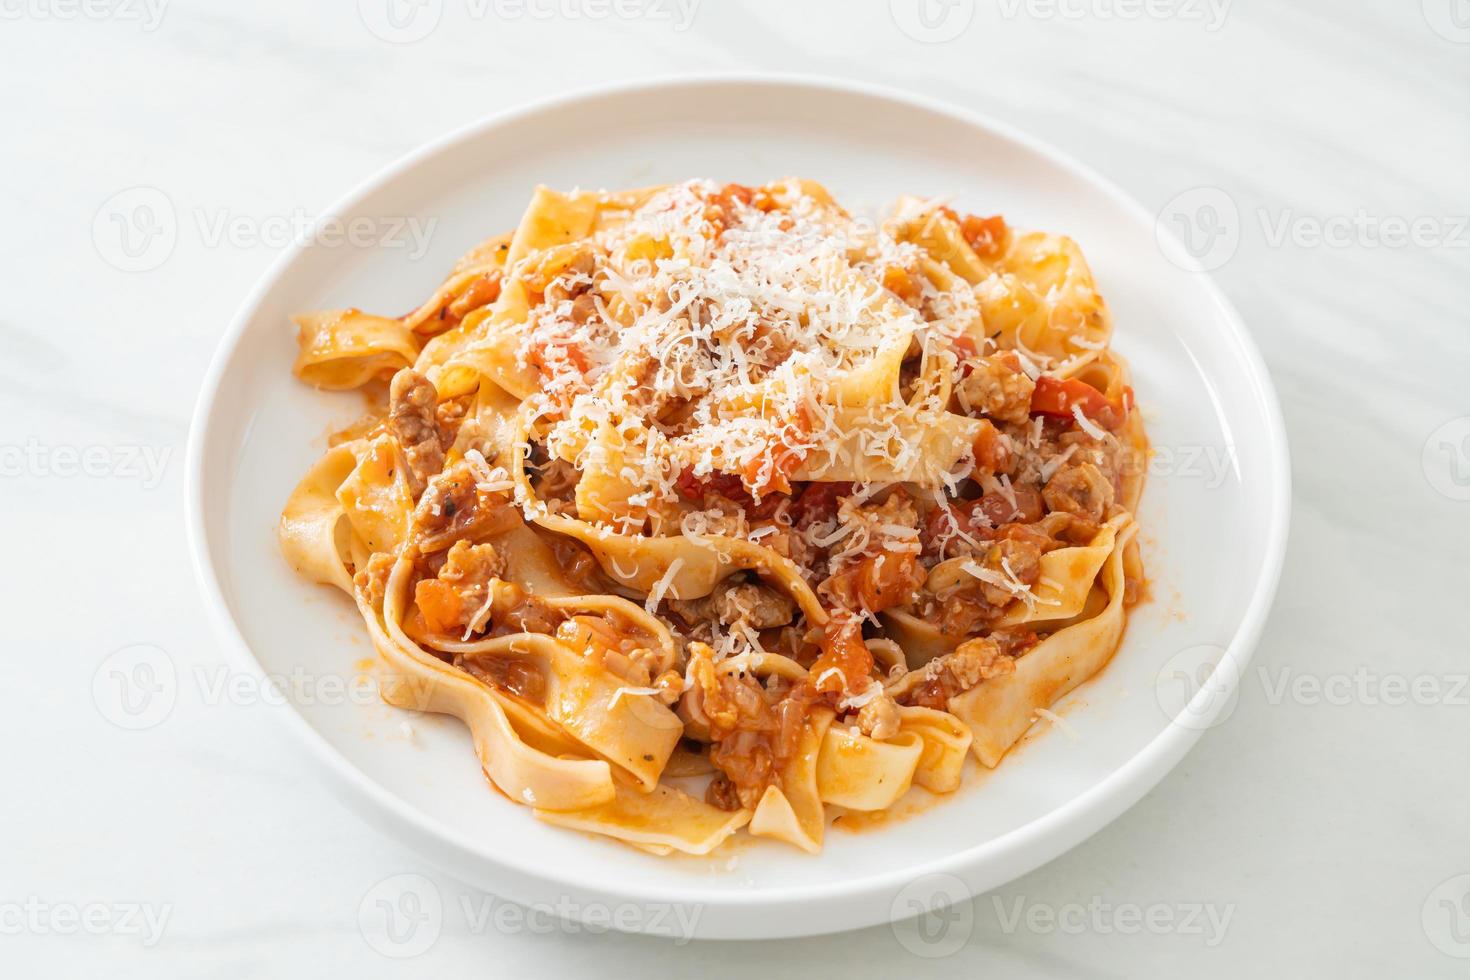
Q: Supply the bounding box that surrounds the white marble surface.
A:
[3,0,1468,974]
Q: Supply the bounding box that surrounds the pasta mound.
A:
[280,178,1148,855]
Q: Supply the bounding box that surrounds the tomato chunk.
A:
[414,579,463,635]
[941,207,1009,258]
[806,621,874,695]
[1029,376,1132,430]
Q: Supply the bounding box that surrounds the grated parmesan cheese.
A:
[1071,404,1107,441]
[1034,707,1080,741]
[643,558,685,615]
[609,686,662,710]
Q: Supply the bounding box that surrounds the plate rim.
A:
[185,71,1292,932]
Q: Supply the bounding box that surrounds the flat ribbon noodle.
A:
[535,782,751,856]
[748,708,835,853]
[372,555,619,811]
[292,309,420,390]
[947,521,1138,767]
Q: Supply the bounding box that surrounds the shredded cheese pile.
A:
[517,180,973,516]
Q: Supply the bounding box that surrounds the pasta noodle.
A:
[277,179,1148,853]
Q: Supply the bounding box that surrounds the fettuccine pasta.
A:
[278,179,1148,854]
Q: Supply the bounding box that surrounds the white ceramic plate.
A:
[187,76,1289,940]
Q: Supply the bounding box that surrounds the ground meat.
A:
[959,351,1035,425]
[441,539,504,585]
[387,369,445,497]
[821,488,926,616]
[412,540,505,635]
[936,589,1005,638]
[902,632,1033,710]
[705,774,742,811]
[354,552,396,608]
[411,461,520,552]
[855,689,902,741]
[973,532,1046,607]
[456,655,545,704]
[490,588,560,637]
[683,646,809,809]
[1043,459,1115,522]
[669,580,796,631]
[1059,429,1128,500]
[945,636,1015,689]
[434,394,472,448]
